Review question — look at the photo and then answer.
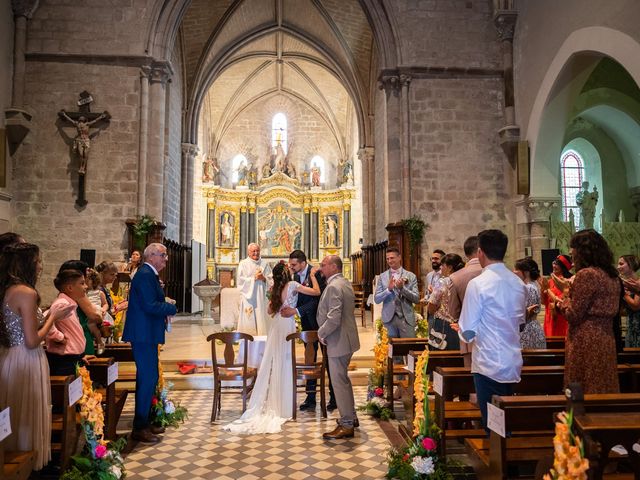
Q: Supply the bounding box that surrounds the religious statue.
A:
[338,157,353,186]
[237,161,249,186]
[311,166,321,187]
[58,108,110,175]
[324,215,338,246]
[220,212,234,245]
[261,161,271,179]
[274,143,286,172]
[202,155,219,183]
[248,162,258,187]
[301,169,310,186]
[575,181,598,230]
[286,161,297,178]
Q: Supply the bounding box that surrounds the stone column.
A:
[516,196,560,266]
[5,0,38,152]
[378,73,403,229]
[358,146,375,243]
[180,142,197,243]
[144,61,172,220]
[493,4,520,162]
[400,74,412,218]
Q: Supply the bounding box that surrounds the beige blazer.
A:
[447,258,483,320]
[317,274,360,358]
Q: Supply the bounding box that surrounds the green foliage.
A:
[132,214,156,238]
[60,426,127,480]
[357,400,395,421]
[401,215,428,250]
[151,383,189,428]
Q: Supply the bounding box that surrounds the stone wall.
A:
[14,61,140,301]
[409,77,515,261]
[163,43,184,241]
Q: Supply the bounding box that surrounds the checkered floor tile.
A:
[118,387,391,479]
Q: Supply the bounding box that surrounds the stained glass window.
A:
[271,113,287,153]
[561,150,584,225]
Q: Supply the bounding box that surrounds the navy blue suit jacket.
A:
[296,265,327,331]
[123,263,177,345]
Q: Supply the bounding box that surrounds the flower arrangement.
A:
[543,410,589,480]
[61,366,126,480]
[386,349,452,480]
[359,386,394,420]
[150,347,188,428]
[415,313,428,338]
[110,292,126,342]
[373,323,389,381]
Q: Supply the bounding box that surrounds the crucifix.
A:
[58,91,110,207]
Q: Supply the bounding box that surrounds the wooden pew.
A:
[98,343,136,387]
[545,336,565,349]
[386,338,430,410]
[87,358,129,440]
[433,364,639,458]
[465,392,640,480]
[1,433,34,480]
[50,375,80,471]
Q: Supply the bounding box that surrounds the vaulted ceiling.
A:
[179,0,375,153]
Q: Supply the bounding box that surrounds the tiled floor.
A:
[119,387,392,479]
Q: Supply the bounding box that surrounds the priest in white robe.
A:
[236,243,273,335]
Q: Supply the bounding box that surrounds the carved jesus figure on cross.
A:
[58,109,110,174]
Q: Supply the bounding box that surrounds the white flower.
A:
[370,397,387,407]
[411,456,435,475]
[109,465,122,479]
[164,400,176,414]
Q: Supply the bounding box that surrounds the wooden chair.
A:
[286,331,327,420]
[206,332,257,422]
[354,291,367,327]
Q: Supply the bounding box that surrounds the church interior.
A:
[2,0,640,479]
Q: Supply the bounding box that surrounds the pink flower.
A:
[374,387,384,397]
[421,437,437,451]
[152,397,158,406]
[94,444,108,459]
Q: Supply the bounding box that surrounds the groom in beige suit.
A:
[317,255,360,439]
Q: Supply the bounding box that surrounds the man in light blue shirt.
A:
[458,229,526,430]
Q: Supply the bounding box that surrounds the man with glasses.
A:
[123,243,177,445]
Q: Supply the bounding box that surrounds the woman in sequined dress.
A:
[0,244,74,470]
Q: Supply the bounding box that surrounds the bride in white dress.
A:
[224,262,321,434]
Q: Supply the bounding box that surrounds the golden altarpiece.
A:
[202,172,355,286]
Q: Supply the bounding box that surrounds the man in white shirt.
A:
[236,243,273,335]
[458,229,526,430]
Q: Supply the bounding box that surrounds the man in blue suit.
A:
[123,242,177,444]
[281,250,336,411]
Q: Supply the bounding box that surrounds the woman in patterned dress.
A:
[617,254,640,347]
[426,253,465,350]
[558,230,621,393]
[514,257,546,349]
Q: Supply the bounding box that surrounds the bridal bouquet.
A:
[151,349,188,428]
[61,366,126,480]
[386,349,451,480]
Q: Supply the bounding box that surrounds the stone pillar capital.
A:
[181,142,198,157]
[377,72,400,93]
[357,147,374,164]
[11,0,38,18]
[518,196,560,223]
[399,74,412,87]
[493,10,518,42]
[142,61,173,85]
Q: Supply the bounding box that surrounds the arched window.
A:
[560,150,585,224]
[231,154,247,183]
[311,155,325,183]
[271,113,287,153]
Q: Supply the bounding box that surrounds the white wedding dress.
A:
[223,281,299,434]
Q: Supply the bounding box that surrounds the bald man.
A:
[236,243,273,335]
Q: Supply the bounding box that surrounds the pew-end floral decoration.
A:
[151,347,188,428]
[386,349,451,480]
[61,366,126,480]
[543,410,589,480]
